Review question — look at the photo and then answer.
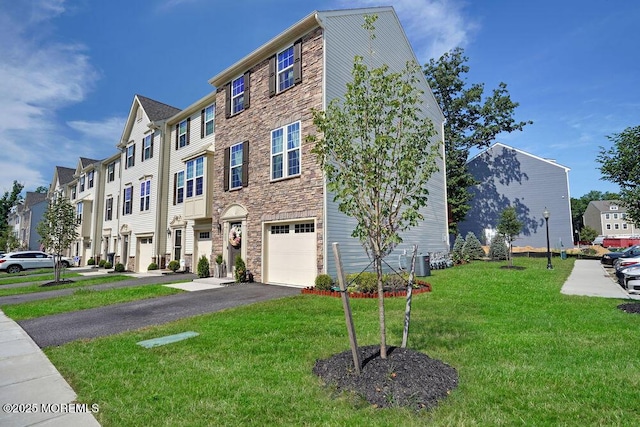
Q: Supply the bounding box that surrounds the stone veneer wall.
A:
[212,27,325,282]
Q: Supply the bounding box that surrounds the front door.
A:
[228,222,242,277]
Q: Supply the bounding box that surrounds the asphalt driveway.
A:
[18,284,300,348]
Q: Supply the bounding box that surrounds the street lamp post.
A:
[543,208,552,270]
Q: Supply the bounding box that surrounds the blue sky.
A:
[0,0,637,199]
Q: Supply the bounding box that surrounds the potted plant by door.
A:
[215,254,224,278]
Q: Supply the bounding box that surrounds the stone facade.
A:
[212,27,325,282]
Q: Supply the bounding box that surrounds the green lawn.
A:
[2,285,184,320]
[0,271,81,286]
[0,275,131,297]
[40,258,640,426]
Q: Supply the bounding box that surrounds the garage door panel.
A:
[266,222,316,286]
[137,237,153,272]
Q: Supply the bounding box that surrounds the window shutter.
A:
[122,189,126,215]
[132,144,136,166]
[173,173,177,205]
[141,138,145,162]
[242,140,249,187]
[200,109,205,139]
[175,124,179,150]
[225,84,231,118]
[293,39,302,84]
[124,151,128,170]
[243,72,250,109]
[186,118,191,145]
[268,56,276,97]
[150,136,154,159]
[223,147,230,192]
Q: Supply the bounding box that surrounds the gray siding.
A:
[319,8,448,276]
[459,143,574,249]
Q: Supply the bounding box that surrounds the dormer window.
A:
[610,205,618,210]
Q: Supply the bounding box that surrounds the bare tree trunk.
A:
[401,245,417,348]
[54,253,61,283]
[375,256,387,359]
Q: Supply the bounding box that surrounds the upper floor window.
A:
[70,185,76,200]
[123,186,132,215]
[79,175,85,192]
[174,171,184,205]
[230,143,243,189]
[186,157,204,198]
[622,213,627,219]
[126,144,135,169]
[140,180,151,212]
[202,105,215,137]
[105,197,113,221]
[269,40,302,96]
[176,119,190,149]
[271,121,301,180]
[88,171,94,189]
[611,205,618,210]
[224,141,248,191]
[143,134,153,160]
[231,76,245,115]
[107,162,115,182]
[613,213,618,219]
[277,46,295,92]
[605,213,610,219]
[76,202,82,224]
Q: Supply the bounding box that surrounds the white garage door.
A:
[137,237,154,272]
[265,222,317,287]
[195,231,212,263]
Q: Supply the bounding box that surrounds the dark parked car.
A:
[600,245,640,266]
[0,251,73,274]
[617,264,640,291]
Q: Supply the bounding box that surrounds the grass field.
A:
[0,275,131,297]
[37,258,640,426]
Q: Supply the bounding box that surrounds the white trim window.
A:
[204,105,215,136]
[105,197,113,221]
[277,46,295,92]
[175,171,184,204]
[76,202,83,224]
[143,134,153,160]
[88,171,94,189]
[231,75,244,114]
[126,144,135,168]
[107,162,115,182]
[271,121,301,180]
[79,175,85,192]
[123,186,133,215]
[140,180,151,212]
[186,157,204,198]
[178,120,188,148]
[230,143,243,189]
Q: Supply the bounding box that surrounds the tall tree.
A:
[35,186,48,194]
[597,125,640,223]
[424,48,532,233]
[570,190,619,232]
[497,206,522,267]
[36,194,78,283]
[0,181,24,251]
[309,15,440,359]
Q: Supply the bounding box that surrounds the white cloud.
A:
[0,0,100,190]
[68,117,126,143]
[340,0,477,62]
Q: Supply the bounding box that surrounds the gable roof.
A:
[136,95,181,122]
[79,157,101,169]
[468,142,570,172]
[55,166,75,185]
[24,191,47,208]
[587,200,626,213]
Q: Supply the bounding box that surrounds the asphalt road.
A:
[18,283,300,348]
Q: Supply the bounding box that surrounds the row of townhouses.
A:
[45,7,449,287]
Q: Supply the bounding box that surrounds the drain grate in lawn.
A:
[137,331,200,348]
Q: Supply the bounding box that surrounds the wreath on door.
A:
[229,226,242,248]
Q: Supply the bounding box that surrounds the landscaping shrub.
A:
[346,271,378,293]
[452,234,467,264]
[314,274,333,290]
[98,259,106,268]
[581,247,597,256]
[234,255,246,282]
[167,260,180,273]
[463,232,486,260]
[147,262,159,271]
[197,256,210,278]
[215,254,223,265]
[384,273,408,290]
[103,261,112,269]
[87,257,95,265]
[114,263,126,272]
[489,235,508,260]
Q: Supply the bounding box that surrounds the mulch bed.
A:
[302,282,431,298]
[40,279,74,287]
[313,345,458,410]
[617,303,640,314]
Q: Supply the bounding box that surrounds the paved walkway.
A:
[1,260,638,426]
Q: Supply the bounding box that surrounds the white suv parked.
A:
[0,251,73,274]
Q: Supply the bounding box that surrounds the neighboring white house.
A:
[99,152,122,266]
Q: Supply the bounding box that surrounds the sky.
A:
[0,0,637,199]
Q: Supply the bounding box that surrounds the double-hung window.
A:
[202,105,215,137]
[231,76,244,114]
[79,175,85,192]
[88,171,94,189]
[107,162,115,182]
[71,186,76,200]
[126,144,135,168]
[230,143,243,189]
[186,157,204,198]
[271,121,301,180]
[174,171,184,204]
[143,134,153,160]
[123,186,132,215]
[140,180,151,212]
[105,197,113,221]
[277,46,295,92]
[76,202,82,224]
[177,120,189,148]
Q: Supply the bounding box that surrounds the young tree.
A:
[36,194,78,283]
[579,226,599,244]
[424,48,532,233]
[597,125,640,223]
[0,181,24,251]
[451,234,466,264]
[488,234,508,260]
[308,15,440,359]
[496,206,522,267]
[463,232,485,260]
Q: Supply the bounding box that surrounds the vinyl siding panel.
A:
[320,9,448,276]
